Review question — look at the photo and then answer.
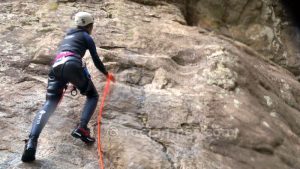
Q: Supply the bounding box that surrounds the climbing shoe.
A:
[71,126,95,144]
[21,138,37,162]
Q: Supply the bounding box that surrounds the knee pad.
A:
[46,76,65,100]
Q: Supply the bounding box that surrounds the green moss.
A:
[48,2,58,11]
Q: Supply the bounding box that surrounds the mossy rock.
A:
[48,2,58,11]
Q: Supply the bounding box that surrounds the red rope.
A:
[97,78,111,169]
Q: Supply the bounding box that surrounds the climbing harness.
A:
[63,84,78,97]
[52,52,81,67]
[54,51,76,61]
[70,86,78,96]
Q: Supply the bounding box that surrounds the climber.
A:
[21,12,115,162]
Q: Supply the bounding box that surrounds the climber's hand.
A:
[106,73,116,82]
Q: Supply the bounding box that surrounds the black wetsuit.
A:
[29,28,108,140]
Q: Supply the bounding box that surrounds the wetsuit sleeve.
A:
[83,33,108,76]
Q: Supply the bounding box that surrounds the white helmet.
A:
[74,12,94,26]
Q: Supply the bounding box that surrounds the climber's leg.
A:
[22,70,66,162]
[62,60,98,144]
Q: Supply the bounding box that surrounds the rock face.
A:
[180,0,300,76]
[1,0,300,169]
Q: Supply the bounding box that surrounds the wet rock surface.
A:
[0,0,300,169]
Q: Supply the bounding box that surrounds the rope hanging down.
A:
[97,77,112,169]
